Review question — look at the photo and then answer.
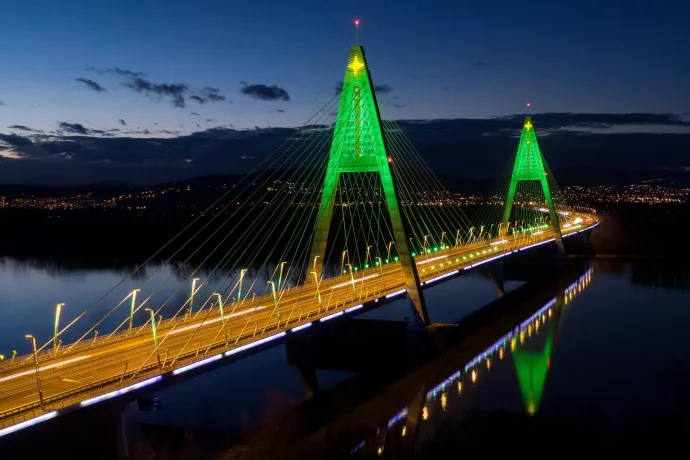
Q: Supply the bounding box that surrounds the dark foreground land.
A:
[0,202,689,268]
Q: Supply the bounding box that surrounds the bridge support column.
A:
[118,400,142,459]
[307,44,429,324]
[502,116,565,256]
[286,337,320,400]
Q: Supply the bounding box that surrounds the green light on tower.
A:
[502,116,564,254]
[305,41,429,324]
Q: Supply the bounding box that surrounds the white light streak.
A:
[0,355,92,384]
[330,273,379,289]
[81,376,162,407]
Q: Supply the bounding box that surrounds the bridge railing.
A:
[0,277,399,429]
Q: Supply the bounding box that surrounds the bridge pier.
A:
[2,398,149,459]
[286,337,320,400]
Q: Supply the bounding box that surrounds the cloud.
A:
[0,100,4,106]
[58,122,90,135]
[475,60,490,66]
[240,83,290,101]
[0,133,33,147]
[119,119,127,126]
[8,125,39,131]
[125,77,188,108]
[89,66,146,78]
[191,112,200,116]
[2,113,689,187]
[275,109,285,113]
[374,84,392,94]
[205,118,215,122]
[191,87,226,104]
[199,86,225,102]
[75,78,106,92]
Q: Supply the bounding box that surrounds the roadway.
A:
[0,210,598,430]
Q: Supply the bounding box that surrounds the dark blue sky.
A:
[1,0,689,137]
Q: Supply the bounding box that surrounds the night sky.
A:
[0,1,689,183]
[1,1,688,131]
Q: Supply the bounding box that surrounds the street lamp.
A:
[189,278,200,315]
[346,263,356,295]
[25,334,44,408]
[238,269,247,303]
[312,255,320,272]
[365,245,373,266]
[145,308,158,347]
[54,303,65,354]
[340,250,348,276]
[440,232,447,248]
[408,238,416,254]
[375,257,383,273]
[213,292,228,343]
[145,308,161,367]
[277,262,287,291]
[455,229,461,247]
[386,241,394,260]
[309,271,322,304]
[129,289,141,332]
[267,281,281,320]
[423,235,429,254]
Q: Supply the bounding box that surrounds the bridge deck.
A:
[0,212,598,434]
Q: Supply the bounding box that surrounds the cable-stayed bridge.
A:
[0,43,598,438]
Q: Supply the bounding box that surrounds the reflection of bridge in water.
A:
[345,267,594,457]
[0,38,598,442]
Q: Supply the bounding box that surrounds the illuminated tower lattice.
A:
[309,45,429,324]
[502,116,565,253]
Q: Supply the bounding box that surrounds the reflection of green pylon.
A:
[308,45,429,324]
[502,116,564,254]
[512,295,563,415]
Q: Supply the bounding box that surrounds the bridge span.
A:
[0,213,597,437]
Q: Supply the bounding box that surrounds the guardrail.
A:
[0,281,394,429]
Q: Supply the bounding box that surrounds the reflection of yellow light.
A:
[541,315,546,324]
[535,321,540,332]
[548,309,552,318]
[349,55,365,74]
[457,381,462,393]
[441,392,447,410]
[402,426,407,437]
[527,401,536,415]
[378,446,383,455]
[527,325,532,337]
[422,406,429,420]
[499,347,504,359]
[524,121,533,130]
[486,358,491,370]
[520,330,525,344]
[511,338,516,351]
[471,370,477,383]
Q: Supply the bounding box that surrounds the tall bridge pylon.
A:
[308,45,429,324]
[502,116,565,254]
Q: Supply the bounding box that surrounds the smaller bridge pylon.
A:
[502,116,565,255]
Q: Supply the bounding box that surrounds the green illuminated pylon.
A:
[502,116,564,253]
[309,44,429,324]
[512,295,563,415]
